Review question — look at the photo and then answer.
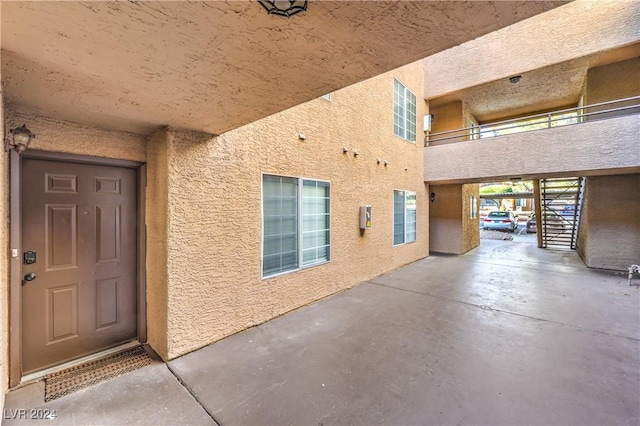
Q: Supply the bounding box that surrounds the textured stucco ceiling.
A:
[429,43,640,123]
[423,0,640,123]
[1,1,566,135]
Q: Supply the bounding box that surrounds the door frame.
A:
[9,149,147,387]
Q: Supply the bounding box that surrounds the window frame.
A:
[393,189,417,246]
[393,78,417,143]
[470,195,478,219]
[261,173,331,279]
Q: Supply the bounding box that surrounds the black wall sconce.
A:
[4,124,36,154]
[258,0,308,17]
[430,192,436,202]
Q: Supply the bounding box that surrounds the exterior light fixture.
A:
[509,75,522,84]
[4,124,36,154]
[258,0,308,17]
[430,192,436,202]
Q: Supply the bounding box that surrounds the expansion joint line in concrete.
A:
[458,255,597,278]
[165,363,222,426]
[367,281,640,343]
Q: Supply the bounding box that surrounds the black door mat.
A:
[45,345,153,402]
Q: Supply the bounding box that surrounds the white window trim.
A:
[393,78,417,143]
[393,189,417,246]
[261,173,331,279]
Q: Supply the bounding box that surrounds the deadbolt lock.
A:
[23,251,36,265]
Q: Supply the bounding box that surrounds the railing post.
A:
[533,179,543,248]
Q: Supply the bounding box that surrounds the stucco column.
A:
[577,174,640,271]
[146,128,216,360]
[145,128,171,360]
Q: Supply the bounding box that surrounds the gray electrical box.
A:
[359,205,372,230]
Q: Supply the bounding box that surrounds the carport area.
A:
[4,240,639,425]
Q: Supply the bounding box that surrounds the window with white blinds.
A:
[262,175,330,278]
[393,190,417,246]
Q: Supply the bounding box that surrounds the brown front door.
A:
[21,158,138,374]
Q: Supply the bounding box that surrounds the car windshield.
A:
[529,212,566,221]
[488,212,509,218]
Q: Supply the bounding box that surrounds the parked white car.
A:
[483,211,518,232]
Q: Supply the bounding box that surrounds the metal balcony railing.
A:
[424,96,640,147]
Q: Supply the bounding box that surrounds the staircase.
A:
[539,177,584,249]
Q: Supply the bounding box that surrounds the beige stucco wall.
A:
[429,183,479,255]
[431,101,462,134]
[584,57,640,105]
[426,101,479,254]
[4,112,146,162]
[461,184,480,253]
[145,129,170,359]
[154,61,429,359]
[1,53,8,412]
[575,58,640,270]
[424,114,640,184]
[462,102,478,130]
[429,101,462,146]
[429,185,462,254]
[577,174,640,271]
[428,100,478,146]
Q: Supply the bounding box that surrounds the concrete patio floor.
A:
[4,239,639,425]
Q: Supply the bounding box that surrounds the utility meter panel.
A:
[359,205,372,230]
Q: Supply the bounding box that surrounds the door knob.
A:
[24,273,36,282]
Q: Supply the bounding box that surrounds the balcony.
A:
[425,96,640,147]
[423,97,640,184]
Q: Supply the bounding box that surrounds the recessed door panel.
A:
[48,284,79,342]
[46,174,78,194]
[96,278,119,329]
[95,177,121,194]
[22,158,138,374]
[46,204,77,270]
[96,205,121,264]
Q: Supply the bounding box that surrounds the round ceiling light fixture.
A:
[258,0,308,17]
[509,75,522,84]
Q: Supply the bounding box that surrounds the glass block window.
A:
[393,79,417,142]
[302,180,330,267]
[263,175,330,278]
[394,190,417,245]
[263,175,299,277]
